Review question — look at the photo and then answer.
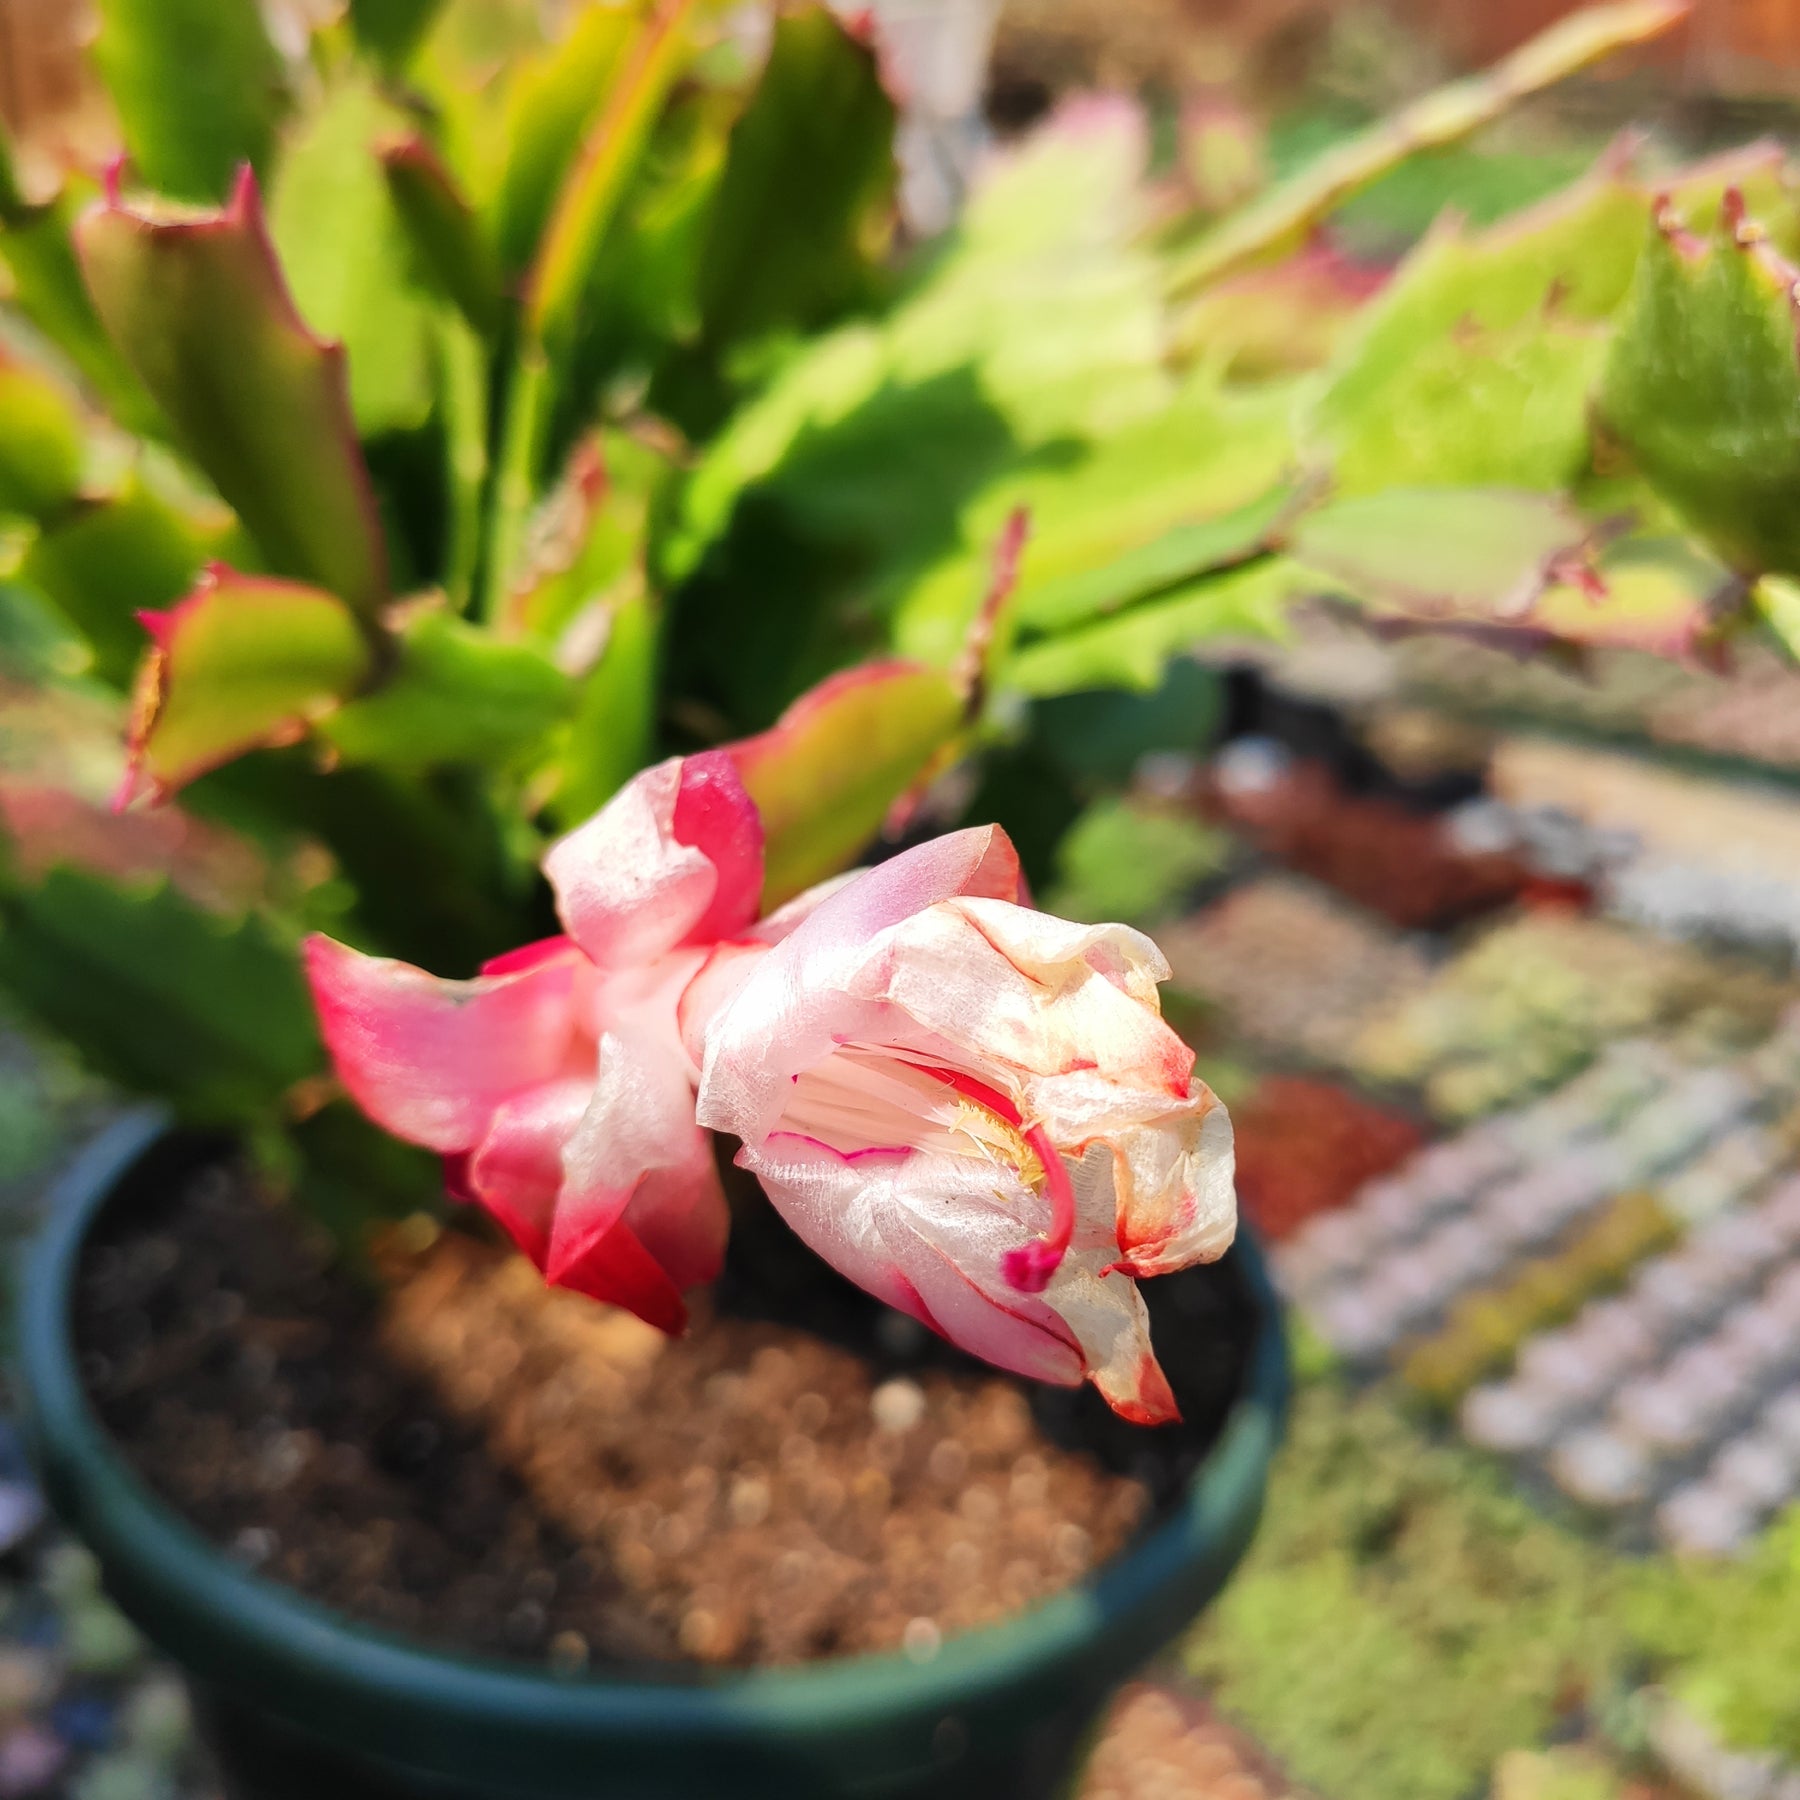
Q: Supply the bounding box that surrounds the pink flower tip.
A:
[1001,1240,1062,1295]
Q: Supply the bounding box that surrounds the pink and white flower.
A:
[693,825,1236,1425]
[304,750,769,1335]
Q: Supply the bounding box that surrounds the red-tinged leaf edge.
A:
[77,165,391,616]
[116,563,375,809]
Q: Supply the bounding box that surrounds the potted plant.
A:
[5,0,1783,1790]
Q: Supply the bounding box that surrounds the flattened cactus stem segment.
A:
[74,166,391,617]
[523,0,704,353]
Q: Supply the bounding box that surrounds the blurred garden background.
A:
[10,0,1800,1796]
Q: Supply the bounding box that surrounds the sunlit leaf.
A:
[121,569,373,804]
[0,354,84,520]
[269,73,438,436]
[92,0,286,203]
[728,661,964,905]
[692,6,895,354]
[20,477,219,686]
[1288,487,1595,623]
[320,605,572,772]
[1003,560,1293,697]
[1168,0,1687,292]
[1599,195,1800,575]
[77,171,391,614]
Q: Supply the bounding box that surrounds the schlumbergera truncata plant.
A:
[18,0,1800,1786]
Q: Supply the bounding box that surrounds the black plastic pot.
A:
[18,1112,1289,1800]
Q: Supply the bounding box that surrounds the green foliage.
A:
[1627,1509,1800,1762]
[91,0,286,203]
[0,866,319,1122]
[1600,202,1800,576]
[76,180,391,614]
[1188,1381,1629,1800]
[0,0,1783,1237]
[268,72,437,436]
[1044,798,1230,927]
[692,8,895,357]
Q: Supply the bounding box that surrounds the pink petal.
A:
[552,1218,691,1336]
[671,750,763,944]
[739,1133,1085,1387]
[543,755,763,971]
[695,825,1025,1144]
[549,1024,728,1300]
[304,934,588,1153]
[464,1076,590,1265]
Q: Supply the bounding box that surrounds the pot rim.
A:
[19,1107,1288,1743]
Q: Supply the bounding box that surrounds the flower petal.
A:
[304,933,587,1153]
[544,752,764,970]
[550,1024,728,1303]
[464,1076,590,1265]
[696,824,1025,1144]
[739,1132,1086,1388]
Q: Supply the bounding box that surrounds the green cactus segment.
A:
[1014,484,1300,638]
[1600,196,1800,576]
[547,586,658,827]
[347,0,446,70]
[0,355,85,521]
[525,0,708,351]
[92,0,287,204]
[728,662,965,908]
[490,3,644,276]
[1001,558,1294,698]
[1287,487,1596,625]
[1167,0,1689,295]
[693,7,896,357]
[267,74,438,437]
[20,480,219,688]
[122,572,373,804]
[381,136,505,338]
[319,608,572,773]
[0,864,319,1121]
[76,172,391,615]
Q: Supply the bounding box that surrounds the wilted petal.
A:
[304,934,588,1152]
[544,752,763,970]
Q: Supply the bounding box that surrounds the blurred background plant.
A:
[4,0,1800,1233]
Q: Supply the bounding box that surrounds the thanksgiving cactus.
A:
[3,0,1794,1252]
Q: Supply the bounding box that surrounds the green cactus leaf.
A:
[120,570,374,804]
[692,6,895,356]
[545,584,659,828]
[0,170,159,431]
[525,0,708,351]
[1288,487,1595,623]
[1167,0,1686,293]
[0,355,85,520]
[1002,559,1293,698]
[92,0,287,203]
[381,135,504,337]
[728,662,965,907]
[319,606,572,773]
[347,0,445,68]
[0,864,319,1122]
[269,74,438,437]
[1599,199,1800,576]
[20,479,217,687]
[490,3,640,274]
[76,172,391,614]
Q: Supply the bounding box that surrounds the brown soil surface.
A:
[75,1152,1252,1672]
